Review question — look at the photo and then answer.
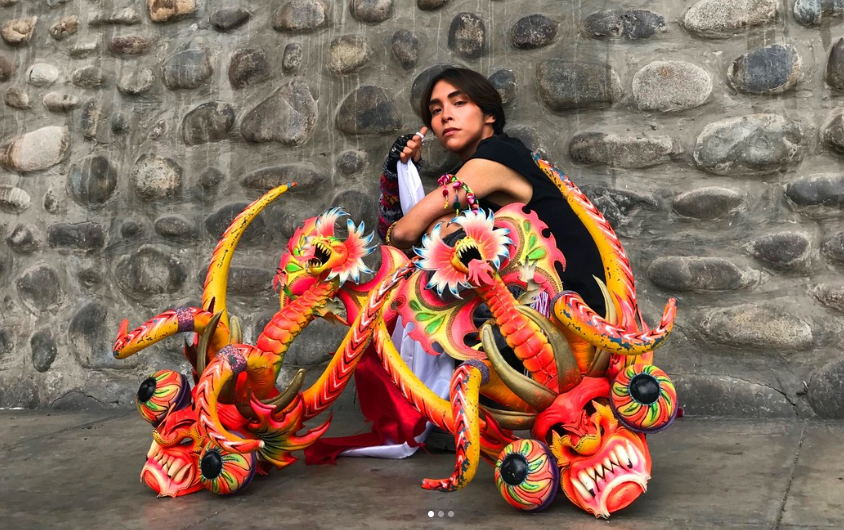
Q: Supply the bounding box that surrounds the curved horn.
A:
[234,368,306,418]
[585,350,611,377]
[261,369,306,410]
[481,323,557,411]
[229,315,243,344]
[202,184,295,330]
[113,307,229,360]
[595,276,618,325]
[481,406,537,430]
[515,305,582,394]
[553,292,677,356]
[196,311,223,375]
[584,278,616,377]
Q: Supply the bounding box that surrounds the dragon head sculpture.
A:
[416,209,511,296]
[275,208,375,313]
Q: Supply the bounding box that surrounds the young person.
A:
[379,67,607,316]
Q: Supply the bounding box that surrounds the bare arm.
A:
[389,158,532,248]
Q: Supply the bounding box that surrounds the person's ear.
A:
[484,113,495,125]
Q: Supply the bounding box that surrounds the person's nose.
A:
[440,104,453,123]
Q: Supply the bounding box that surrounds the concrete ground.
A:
[0,409,840,530]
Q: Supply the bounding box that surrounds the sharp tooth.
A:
[572,478,591,499]
[627,443,639,467]
[609,451,619,467]
[579,471,597,493]
[147,441,157,459]
[169,460,185,479]
[615,445,631,468]
[173,465,190,484]
[594,464,604,480]
[603,457,613,472]
[164,455,173,469]
[586,467,596,481]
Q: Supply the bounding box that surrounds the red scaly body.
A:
[421,362,484,492]
[476,275,559,392]
[256,280,338,361]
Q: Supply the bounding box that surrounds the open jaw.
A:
[452,240,483,272]
[562,435,650,518]
[305,240,332,271]
[141,441,201,498]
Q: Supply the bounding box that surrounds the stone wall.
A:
[0,0,842,418]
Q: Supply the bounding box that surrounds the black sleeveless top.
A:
[454,134,607,316]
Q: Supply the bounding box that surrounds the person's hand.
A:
[400,126,428,164]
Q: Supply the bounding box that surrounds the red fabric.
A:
[378,170,402,240]
[304,344,428,465]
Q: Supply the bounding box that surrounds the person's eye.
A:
[431,108,441,115]
[455,100,466,106]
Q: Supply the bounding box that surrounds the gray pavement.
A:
[0,409,841,530]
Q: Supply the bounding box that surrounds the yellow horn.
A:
[481,323,557,411]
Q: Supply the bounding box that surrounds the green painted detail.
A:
[407,299,445,334]
[425,316,445,335]
[527,248,546,261]
[524,232,547,261]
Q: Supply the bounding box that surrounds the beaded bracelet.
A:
[385,224,417,255]
[437,174,478,214]
[385,222,411,250]
[385,222,397,246]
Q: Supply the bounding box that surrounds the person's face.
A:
[428,80,496,160]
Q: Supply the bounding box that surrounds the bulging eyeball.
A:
[199,435,258,495]
[611,364,677,434]
[136,370,192,426]
[494,439,559,512]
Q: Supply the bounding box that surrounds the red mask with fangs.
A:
[533,376,652,518]
[141,408,204,498]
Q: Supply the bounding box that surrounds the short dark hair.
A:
[420,67,505,135]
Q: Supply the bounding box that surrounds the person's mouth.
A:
[443,128,459,137]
